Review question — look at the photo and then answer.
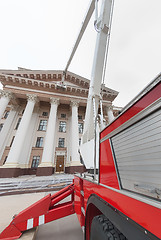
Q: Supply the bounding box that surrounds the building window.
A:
[38,120,47,131]
[10,136,15,147]
[78,115,82,120]
[61,113,66,118]
[78,123,83,134]
[0,123,3,131]
[58,138,65,148]
[42,112,48,116]
[31,156,40,168]
[3,156,8,165]
[15,118,21,130]
[59,121,66,132]
[35,137,43,147]
[79,138,81,145]
[4,111,9,119]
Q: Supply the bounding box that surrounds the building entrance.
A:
[56,155,64,172]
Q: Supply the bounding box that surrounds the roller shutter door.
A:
[111,108,161,200]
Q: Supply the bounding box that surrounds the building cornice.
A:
[0,73,117,101]
[0,69,118,94]
[0,70,90,86]
[0,73,89,96]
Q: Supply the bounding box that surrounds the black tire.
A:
[90,215,127,240]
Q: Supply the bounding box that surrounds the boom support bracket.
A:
[0,184,75,240]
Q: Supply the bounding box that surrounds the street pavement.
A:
[36,214,83,240]
[36,193,84,240]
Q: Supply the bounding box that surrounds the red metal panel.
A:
[15,221,27,232]
[50,189,73,206]
[0,224,22,240]
[74,176,161,239]
[13,194,51,225]
[50,184,74,200]
[33,218,39,228]
[73,177,82,226]
[99,139,120,189]
[101,82,161,139]
[45,202,75,223]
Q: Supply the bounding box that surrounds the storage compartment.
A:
[111,108,161,200]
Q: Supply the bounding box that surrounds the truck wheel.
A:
[90,215,127,240]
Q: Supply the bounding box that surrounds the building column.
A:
[0,105,19,161]
[65,101,85,174]
[0,91,13,120]
[0,94,37,178]
[37,97,59,176]
[18,107,39,170]
[106,105,114,123]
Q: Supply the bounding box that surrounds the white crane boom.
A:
[64,0,95,73]
[63,0,114,169]
[83,0,113,144]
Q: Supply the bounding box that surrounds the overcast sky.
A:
[0,0,160,107]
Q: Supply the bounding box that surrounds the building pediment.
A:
[0,69,118,102]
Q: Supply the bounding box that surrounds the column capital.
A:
[70,100,79,107]
[27,94,38,103]
[10,105,19,111]
[0,90,14,100]
[50,97,59,105]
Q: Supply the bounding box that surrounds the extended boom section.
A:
[0,184,75,240]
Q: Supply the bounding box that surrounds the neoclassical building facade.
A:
[0,69,120,177]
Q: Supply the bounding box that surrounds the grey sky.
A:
[0,0,160,107]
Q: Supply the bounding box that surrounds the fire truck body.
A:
[0,0,161,239]
[74,74,161,240]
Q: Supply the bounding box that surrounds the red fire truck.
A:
[0,0,161,239]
